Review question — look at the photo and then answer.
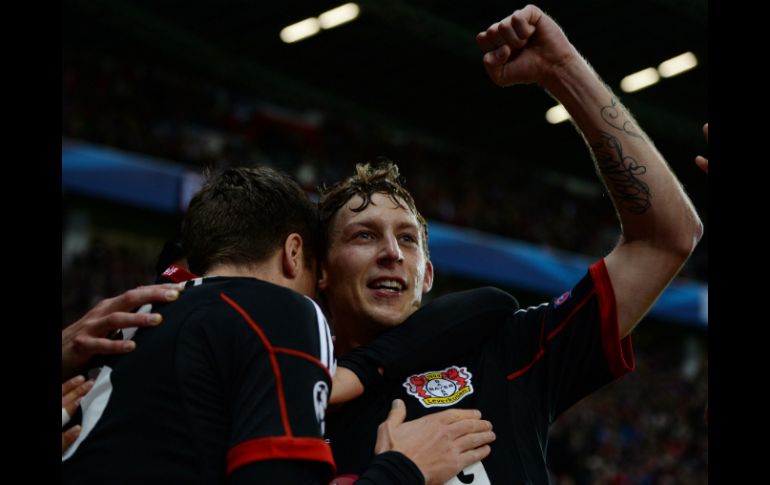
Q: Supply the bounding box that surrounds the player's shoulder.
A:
[423,286,519,317]
[184,276,306,300]
[181,277,316,319]
[450,286,519,310]
[175,278,323,348]
[398,287,519,332]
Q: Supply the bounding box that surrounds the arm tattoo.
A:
[600,97,642,139]
[591,131,651,215]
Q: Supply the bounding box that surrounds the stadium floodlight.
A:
[658,52,698,78]
[319,3,360,30]
[620,67,660,93]
[545,104,570,124]
[280,18,321,44]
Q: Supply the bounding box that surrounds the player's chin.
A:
[367,304,414,328]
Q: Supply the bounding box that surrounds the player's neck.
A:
[204,256,282,285]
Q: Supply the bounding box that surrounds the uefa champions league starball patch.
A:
[403,366,474,408]
[554,290,571,307]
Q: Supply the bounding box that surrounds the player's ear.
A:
[282,233,303,278]
[422,260,434,294]
[317,261,329,291]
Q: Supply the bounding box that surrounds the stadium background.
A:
[62,1,708,483]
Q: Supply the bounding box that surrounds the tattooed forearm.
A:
[591,131,651,215]
[600,97,642,139]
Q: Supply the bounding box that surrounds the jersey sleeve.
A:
[498,259,635,421]
[355,451,424,485]
[175,288,336,481]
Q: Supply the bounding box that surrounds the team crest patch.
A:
[403,366,474,408]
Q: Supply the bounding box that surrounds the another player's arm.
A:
[477,5,702,337]
[62,283,184,380]
[330,367,365,405]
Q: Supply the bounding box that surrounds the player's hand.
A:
[476,4,578,87]
[62,375,94,453]
[374,399,495,485]
[62,283,184,380]
[695,123,708,174]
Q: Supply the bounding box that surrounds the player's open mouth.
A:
[367,278,407,294]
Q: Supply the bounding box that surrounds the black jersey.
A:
[62,277,336,484]
[328,260,635,484]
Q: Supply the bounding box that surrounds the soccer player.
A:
[318,4,702,483]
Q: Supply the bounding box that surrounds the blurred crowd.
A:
[548,344,708,485]
[62,236,157,327]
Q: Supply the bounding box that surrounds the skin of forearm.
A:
[541,56,702,253]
